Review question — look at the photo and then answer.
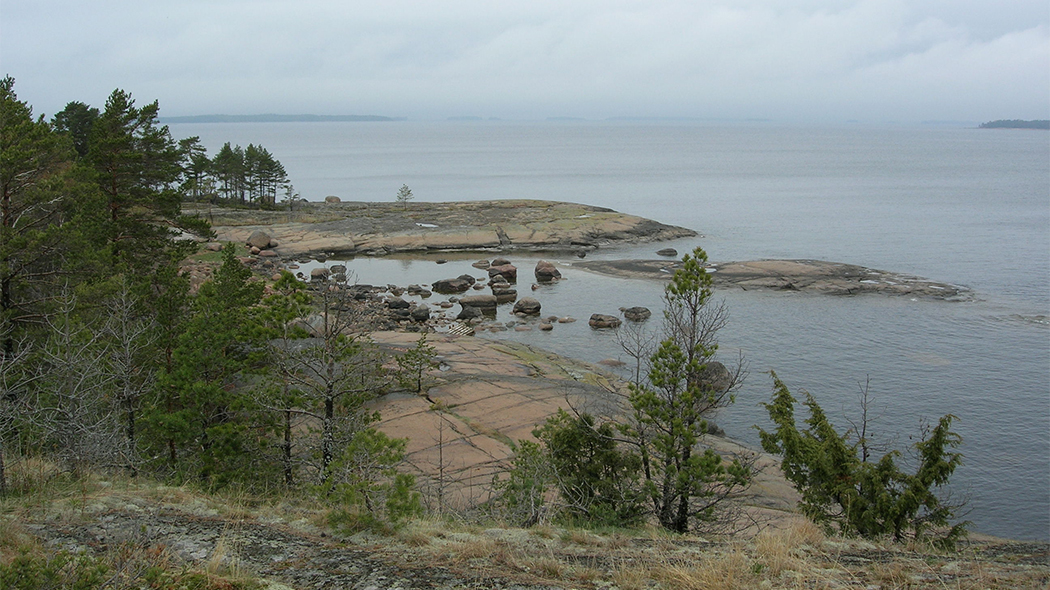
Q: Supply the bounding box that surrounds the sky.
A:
[2,0,1048,123]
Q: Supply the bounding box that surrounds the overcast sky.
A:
[2,0,1047,123]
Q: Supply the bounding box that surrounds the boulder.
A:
[310,267,330,280]
[205,242,224,252]
[456,305,484,321]
[698,361,733,393]
[259,249,278,257]
[513,297,541,315]
[622,306,652,322]
[534,260,562,282]
[432,277,473,294]
[492,288,518,303]
[472,260,491,269]
[386,297,410,309]
[249,246,261,255]
[458,294,498,309]
[589,314,622,329]
[247,230,275,249]
[491,257,512,267]
[539,322,554,331]
[488,264,517,281]
[325,195,341,203]
[657,248,678,257]
[410,304,431,322]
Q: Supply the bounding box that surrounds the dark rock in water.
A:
[472,260,491,269]
[513,297,541,315]
[435,259,448,264]
[386,297,410,309]
[432,277,473,294]
[488,264,517,281]
[657,248,678,257]
[539,322,554,331]
[457,305,483,321]
[589,314,622,329]
[310,267,329,280]
[458,294,498,309]
[457,274,478,285]
[330,264,347,274]
[410,304,431,322]
[492,288,518,303]
[622,306,652,322]
[534,260,562,282]
[491,257,512,267]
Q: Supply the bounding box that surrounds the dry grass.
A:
[653,549,754,590]
[612,560,650,590]
[752,519,825,577]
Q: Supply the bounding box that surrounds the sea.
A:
[170,120,1050,542]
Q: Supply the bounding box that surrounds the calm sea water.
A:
[172,121,1050,541]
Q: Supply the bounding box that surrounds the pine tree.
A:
[625,247,750,533]
[758,372,968,547]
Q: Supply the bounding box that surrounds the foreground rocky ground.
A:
[5,336,1046,589]
[8,472,1048,590]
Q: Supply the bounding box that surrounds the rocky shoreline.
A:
[573,258,973,300]
[201,200,971,301]
[202,199,697,257]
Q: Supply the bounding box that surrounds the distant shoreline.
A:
[978,119,1050,130]
[161,114,406,124]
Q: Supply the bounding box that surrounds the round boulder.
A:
[325,195,341,203]
[622,306,652,322]
[410,304,431,322]
[247,230,275,249]
[386,297,411,309]
[458,294,498,309]
[513,297,541,315]
[534,260,562,282]
[456,305,483,321]
[589,314,622,329]
[488,264,517,281]
[432,277,473,294]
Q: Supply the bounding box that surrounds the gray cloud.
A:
[3,0,1047,122]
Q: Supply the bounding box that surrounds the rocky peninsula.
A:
[200,200,971,301]
[201,199,696,257]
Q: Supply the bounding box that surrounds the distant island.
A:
[160,114,406,124]
[978,119,1050,130]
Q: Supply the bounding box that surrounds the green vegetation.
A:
[1,77,971,584]
[0,78,412,530]
[978,119,1050,129]
[757,371,968,548]
[500,248,752,533]
[395,183,414,210]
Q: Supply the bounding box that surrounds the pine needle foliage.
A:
[757,371,968,549]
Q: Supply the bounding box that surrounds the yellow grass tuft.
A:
[653,550,754,590]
